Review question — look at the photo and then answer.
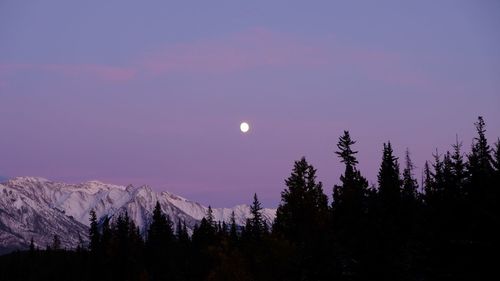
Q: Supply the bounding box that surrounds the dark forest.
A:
[1,117,499,281]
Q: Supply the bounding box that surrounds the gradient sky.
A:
[1,0,499,207]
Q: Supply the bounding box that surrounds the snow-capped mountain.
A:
[0,177,276,254]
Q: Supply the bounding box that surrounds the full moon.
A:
[240,122,250,133]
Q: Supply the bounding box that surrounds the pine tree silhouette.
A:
[192,207,217,247]
[332,131,369,213]
[147,202,174,248]
[493,139,500,174]
[378,142,401,207]
[146,202,174,280]
[29,237,35,253]
[246,193,265,239]
[273,157,329,281]
[229,210,239,243]
[274,157,328,243]
[451,137,466,195]
[467,116,494,199]
[402,148,418,200]
[206,205,215,228]
[442,151,457,199]
[423,161,434,200]
[88,209,100,253]
[330,131,373,279]
[51,235,61,251]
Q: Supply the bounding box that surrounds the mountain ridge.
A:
[0,177,276,254]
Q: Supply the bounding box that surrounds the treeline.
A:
[1,117,499,281]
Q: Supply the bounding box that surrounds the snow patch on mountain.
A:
[0,177,276,254]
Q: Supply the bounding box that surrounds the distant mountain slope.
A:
[0,177,276,254]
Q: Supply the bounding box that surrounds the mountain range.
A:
[0,177,276,254]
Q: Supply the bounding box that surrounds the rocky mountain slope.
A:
[0,177,276,254]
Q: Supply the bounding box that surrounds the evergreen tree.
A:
[217,221,222,234]
[442,151,461,200]
[272,157,331,281]
[465,117,498,275]
[145,202,174,280]
[175,219,189,245]
[147,201,174,249]
[331,131,370,279]
[52,235,61,251]
[100,216,111,255]
[182,221,189,242]
[402,148,418,200]
[375,142,423,280]
[247,193,265,239]
[423,161,434,200]
[76,234,85,252]
[128,220,143,248]
[377,142,401,206]
[115,211,132,245]
[192,218,215,247]
[206,205,215,228]
[467,116,494,198]
[472,116,493,171]
[331,130,369,228]
[335,130,358,167]
[229,210,238,242]
[273,157,329,243]
[221,221,228,234]
[431,150,445,195]
[451,137,466,195]
[332,131,369,210]
[423,150,446,207]
[494,139,500,174]
[192,207,218,247]
[175,218,182,239]
[29,237,35,253]
[243,224,254,241]
[493,139,500,214]
[88,209,100,253]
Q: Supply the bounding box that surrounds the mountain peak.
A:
[81,180,127,192]
[0,177,276,254]
[8,176,50,184]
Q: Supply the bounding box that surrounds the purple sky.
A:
[1,1,499,207]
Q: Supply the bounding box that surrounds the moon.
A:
[240,122,250,133]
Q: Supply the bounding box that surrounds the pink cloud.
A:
[45,64,136,81]
[138,27,430,87]
[140,27,327,75]
[0,63,136,82]
[0,28,430,88]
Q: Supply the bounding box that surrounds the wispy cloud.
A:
[0,27,429,87]
[0,63,136,82]
[140,27,327,75]
[137,27,430,87]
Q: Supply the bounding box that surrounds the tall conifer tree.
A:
[378,142,401,206]
[147,201,174,248]
[423,161,434,199]
[229,211,238,242]
[247,193,265,239]
[467,116,494,198]
[274,157,328,243]
[89,209,100,253]
[451,137,466,195]
[332,131,368,226]
[402,149,418,201]
[493,139,500,174]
